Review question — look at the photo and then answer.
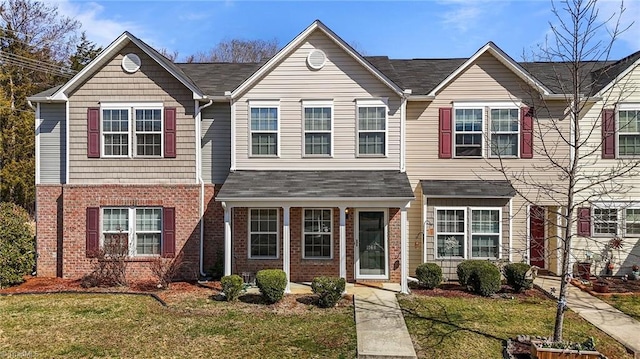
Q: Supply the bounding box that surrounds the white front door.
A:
[355,210,388,279]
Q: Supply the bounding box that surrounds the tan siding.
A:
[201,103,231,184]
[67,42,196,184]
[235,30,401,170]
[405,52,569,272]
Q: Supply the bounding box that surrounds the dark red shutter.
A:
[87,108,100,158]
[439,108,452,158]
[577,207,592,237]
[602,109,615,159]
[520,107,534,159]
[164,107,177,158]
[162,207,176,258]
[86,207,100,257]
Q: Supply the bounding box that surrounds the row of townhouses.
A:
[28,21,640,293]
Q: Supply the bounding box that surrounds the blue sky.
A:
[51,0,640,62]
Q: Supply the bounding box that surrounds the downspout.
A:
[196,98,214,277]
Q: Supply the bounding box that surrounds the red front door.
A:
[530,206,545,268]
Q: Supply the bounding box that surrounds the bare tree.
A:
[488,0,634,342]
[187,38,279,63]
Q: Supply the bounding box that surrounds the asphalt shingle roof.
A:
[218,170,415,199]
[420,180,516,198]
[177,62,263,96]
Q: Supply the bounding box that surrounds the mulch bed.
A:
[572,277,640,296]
[409,282,548,300]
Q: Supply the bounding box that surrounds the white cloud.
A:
[597,0,640,53]
[438,0,498,33]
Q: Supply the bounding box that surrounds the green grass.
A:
[399,294,633,359]
[0,294,355,358]
[601,294,640,321]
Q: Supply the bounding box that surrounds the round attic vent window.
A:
[307,49,326,70]
[122,53,141,73]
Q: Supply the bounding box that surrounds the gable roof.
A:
[427,42,553,97]
[229,20,406,99]
[590,49,640,95]
[178,62,262,97]
[28,31,204,102]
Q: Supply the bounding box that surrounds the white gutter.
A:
[400,89,411,173]
[196,98,214,277]
[508,197,513,262]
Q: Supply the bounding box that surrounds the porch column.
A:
[401,206,409,294]
[283,206,291,293]
[339,206,347,280]
[223,204,232,276]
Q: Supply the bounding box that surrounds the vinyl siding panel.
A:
[201,103,231,184]
[405,52,570,273]
[67,42,196,184]
[235,30,401,170]
[39,103,66,184]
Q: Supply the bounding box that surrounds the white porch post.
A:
[401,206,409,294]
[223,204,232,276]
[339,206,347,280]
[283,206,291,293]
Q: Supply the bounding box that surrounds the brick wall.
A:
[35,185,63,277]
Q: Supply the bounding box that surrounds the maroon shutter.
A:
[520,107,534,159]
[86,207,100,257]
[162,207,176,258]
[87,108,100,158]
[164,107,177,158]
[439,108,452,158]
[577,207,592,237]
[602,109,615,159]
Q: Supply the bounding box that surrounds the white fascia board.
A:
[215,197,414,208]
[230,20,404,99]
[427,42,552,97]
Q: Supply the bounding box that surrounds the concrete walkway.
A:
[352,285,417,359]
[535,276,640,359]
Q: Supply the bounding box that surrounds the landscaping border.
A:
[0,290,167,306]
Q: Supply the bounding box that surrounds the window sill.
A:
[302,155,332,159]
[356,155,387,158]
[302,257,334,262]
[248,155,279,159]
[248,256,279,260]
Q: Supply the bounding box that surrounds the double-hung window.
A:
[435,207,503,259]
[249,208,279,258]
[625,208,640,236]
[454,108,483,157]
[250,101,279,156]
[101,103,163,158]
[618,109,640,156]
[303,101,332,156]
[303,209,332,259]
[490,108,519,157]
[357,99,387,156]
[593,207,618,236]
[102,207,162,256]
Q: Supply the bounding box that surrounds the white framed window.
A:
[101,103,163,158]
[454,108,483,157]
[471,208,501,258]
[101,207,162,257]
[625,208,640,236]
[435,207,503,259]
[435,208,466,258]
[303,208,332,259]
[249,101,279,156]
[617,108,640,156]
[357,99,387,156]
[249,208,279,259]
[490,108,520,157]
[303,101,333,156]
[593,207,618,236]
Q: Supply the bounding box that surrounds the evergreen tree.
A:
[69,32,101,72]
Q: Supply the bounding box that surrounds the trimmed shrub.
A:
[0,202,35,288]
[456,260,479,287]
[415,263,443,289]
[504,263,534,292]
[311,276,346,308]
[221,274,244,301]
[256,269,287,304]
[468,261,501,296]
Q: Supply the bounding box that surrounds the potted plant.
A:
[577,252,593,280]
[530,337,604,359]
[631,264,640,281]
[592,278,610,293]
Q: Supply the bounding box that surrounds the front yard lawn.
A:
[601,294,640,322]
[0,291,355,358]
[399,293,633,359]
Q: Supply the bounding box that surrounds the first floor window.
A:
[625,208,640,235]
[436,209,465,258]
[435,207,502,259]
[102,207,162,256]
[593,208,618,235]
[303,209,332,258]
[249,208,278,258]
[357,102,387,156]
[471,209,500,258]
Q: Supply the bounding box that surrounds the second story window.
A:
[490,108,519,157]
[618,109,640,156]
[135,109,162,156]
[250,101,279,156]
[102,109,129,157]
[454,108,483,157]
[357,99,387,156]
[100,103,164,158]
[303,101,332,156]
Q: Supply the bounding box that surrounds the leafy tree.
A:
[187,38,279,63]
[0,202,35,288]
[69,31,101,72]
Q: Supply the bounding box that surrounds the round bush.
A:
[221,274,244,301]
[311,276,346,308]
[468,261,501,296]
[415,263,443,289]
[256,269,287,304]
[0,202,35,288]
[504,263,533,292]
[456,260,483,287]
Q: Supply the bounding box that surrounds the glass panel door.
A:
[357,211,387,277]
